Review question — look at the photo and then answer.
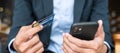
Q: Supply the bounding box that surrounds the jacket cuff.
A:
[8,38,17,53]
[104,41,111,53]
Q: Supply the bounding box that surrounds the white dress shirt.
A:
[48,0,74,53]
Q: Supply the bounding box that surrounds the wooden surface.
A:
[0,32,7,45]
[0,32,7,38]
[113,34,120,53]
[0,32,9,53]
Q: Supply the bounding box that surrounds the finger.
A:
[96,20,104,37]
[73,47,96,53]
[63,34,81,53]
[18,35,40,52]
[94,20,105,42]
[18,21,38,34]
[36,47,44,53]
[19,24,43,42]
[63,34,77,53]
[25,42,43,53]
[25,24,43,40]
[19,25,31,33]
[31,42,43,53]
[16,21,43,43]
[63,35,97,53]
[63,42,75,53]
[65,33,96,49]
[15,25,32,44]
[62,46,68,53]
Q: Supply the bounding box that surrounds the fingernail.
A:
[98,20,103,24]
[32,21,39,28]
[32,21,37,24]
[98,20,103,27]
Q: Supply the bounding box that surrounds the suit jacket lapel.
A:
[74,0,85,23]
[34,0,53,20]
[42,0,53,16]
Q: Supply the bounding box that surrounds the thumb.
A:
[28,21,43,39]
[95,20,105,40]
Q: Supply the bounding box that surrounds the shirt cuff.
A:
[8,38,17,53]
[104,41,111,53]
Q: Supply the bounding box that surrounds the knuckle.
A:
[77,42,83,47]
[69,50,74,53]
[36,47,44,53]
[71,47,77,51]
[26,32,32,36]
[35,35,39,39]
[41,47,44,52]
[26,50,33,53]
[78,43,82,47]
[34,36,40,42]
[85,49,95,53]
[21,26,26,30]
[41,43,43,47]
[18,44,26,53]
[91,50,96,53]
[18,47,24,53]
[39,42,43,47]
[93,42,99,50]
[93,46,98,51]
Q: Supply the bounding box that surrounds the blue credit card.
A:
[38,14,54,27]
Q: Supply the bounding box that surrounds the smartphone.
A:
[70,22,98,40]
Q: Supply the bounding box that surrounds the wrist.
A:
[104,41,111,53]
[12,42,16,51]
[8,38,17,53]
[102,44,108,53]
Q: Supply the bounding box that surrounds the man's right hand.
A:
[13,22,44,53]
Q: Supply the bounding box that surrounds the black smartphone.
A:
[70,22,98,40]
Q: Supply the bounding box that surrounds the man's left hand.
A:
[62,20,107,53]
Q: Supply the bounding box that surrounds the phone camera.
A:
[73,27,82,33]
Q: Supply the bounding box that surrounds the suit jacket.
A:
[8,0,114,52]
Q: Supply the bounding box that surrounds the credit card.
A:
[38,14,54,27]
[32,14,54,28]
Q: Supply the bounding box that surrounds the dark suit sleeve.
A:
[90,0,114,52]
[7,0,34,49]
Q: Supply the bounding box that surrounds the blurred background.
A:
[0,0,120,53]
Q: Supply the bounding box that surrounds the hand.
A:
[13,21,44,53]
[62,20,107,53]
